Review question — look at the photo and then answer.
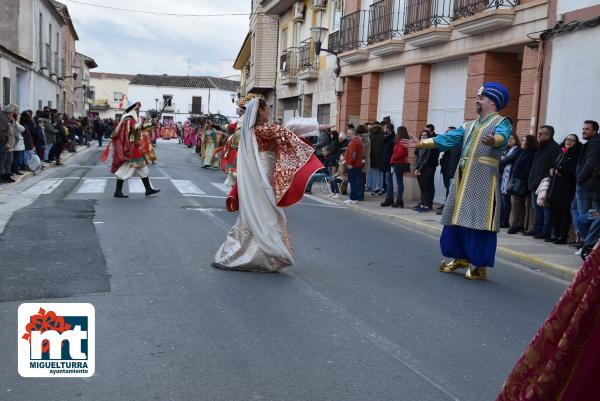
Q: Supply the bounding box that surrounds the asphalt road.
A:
[0,140,567,401]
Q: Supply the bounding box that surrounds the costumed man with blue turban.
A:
[407,82,512,280]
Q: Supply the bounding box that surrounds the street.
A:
[0,140,567,401]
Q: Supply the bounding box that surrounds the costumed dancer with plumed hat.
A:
[406,82,512,280]
[109,102,161,198]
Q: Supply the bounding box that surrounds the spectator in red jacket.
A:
[344,127,364,205]
[386,126,410,208]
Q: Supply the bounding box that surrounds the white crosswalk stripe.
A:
[128,178,146,193]
[23,178,64,195]
[211,182,231,194]
[76,178,107,193]
[171,180,206,195]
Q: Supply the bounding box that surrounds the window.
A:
[191,96,202,114]
[113,92,122,101]
[280,28,288,52]
[38,100,43,111]
[332,0,343,32]
[317,104,331,125]
[3,78,10,106]
[38,13,43,66]
[294,22,302,48]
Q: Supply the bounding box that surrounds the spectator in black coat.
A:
[526,125,561,239]
[548,134,582,244]
[380,123,395,206]
[437,126,461,214]
[508,135,538,234]
[575,120,600,214]
[414,129,439,212]
[327,130,340,175]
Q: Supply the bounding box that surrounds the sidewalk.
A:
[0,144,93,190]
[313,189,581,281]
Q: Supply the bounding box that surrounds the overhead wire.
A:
[62,0,254,17]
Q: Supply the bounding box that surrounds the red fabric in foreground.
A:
[225,154,323,212]
[496,245,600,401]
[278,154,323,207]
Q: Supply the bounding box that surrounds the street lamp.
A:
[230,93,236,103]
[155,98,159,110]
[310,26,340,77]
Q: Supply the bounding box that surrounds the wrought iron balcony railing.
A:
[338,10,371,53]
[280,47,298,79]
[368,0,404,44]
[299,38,319,71]
[453,0,520,20]
[403,0,454,34]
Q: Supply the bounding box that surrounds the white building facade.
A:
[127,75,240,123]
[89,72,134,120]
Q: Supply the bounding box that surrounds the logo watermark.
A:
[18,303,95,377]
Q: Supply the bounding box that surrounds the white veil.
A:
[236,99,294,264]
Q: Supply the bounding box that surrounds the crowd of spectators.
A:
[304,118,600,258]
[0,104,112,184]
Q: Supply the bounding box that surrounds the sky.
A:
[63,0,251,77]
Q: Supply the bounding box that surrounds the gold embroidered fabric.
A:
[496,247,600,401]
[254,123,315,203]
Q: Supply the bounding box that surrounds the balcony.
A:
[338,10,371,64]
[280,47,298,86]
[452,0,519,35]
[89,99,109,111]
[297,39,319,81]
[402,0,454,47]
[366,0,406,57]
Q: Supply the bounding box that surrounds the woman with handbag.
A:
[499,133,522,227]
[386,126,410,208]
[547,134,582,244]
[508,135,538,234]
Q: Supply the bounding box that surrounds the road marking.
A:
[303,194,339,207]
[182,194,226,199]
[23,178,64,195]
[76,178,107,193]
[172,179,206,195]
[211,182,231,194]
[128,178,146,193]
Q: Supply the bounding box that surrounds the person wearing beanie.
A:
[405,82,512,280]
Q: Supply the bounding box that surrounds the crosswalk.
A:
[20,176,342,208]
[23,177,230,198]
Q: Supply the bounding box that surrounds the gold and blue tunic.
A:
[422,113,512,267]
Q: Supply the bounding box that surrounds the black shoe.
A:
[113,192,128,198]
[380,198,393,207]
[436,205,444,211]
[304,190,312,194]
[436,208,443,215]
[523,231,536,236]
[3,174,15,183]
[412,204,422,211]
[545,236,557,243]
[145,188,161,196]
[533,234,546,239]
[553,237,567,245]
[507,227,521,234]
[500,223,509,228]
[391,200,403,208]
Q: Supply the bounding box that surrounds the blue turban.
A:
[479,82,509,111]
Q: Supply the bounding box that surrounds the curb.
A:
[336,198,579,281]
[0,145,92,192]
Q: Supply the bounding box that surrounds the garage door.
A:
[427,58,468,205]
[377,69,405,128]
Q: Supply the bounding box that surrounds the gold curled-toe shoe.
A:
[465,267,487,280]
[439,259,470,273]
